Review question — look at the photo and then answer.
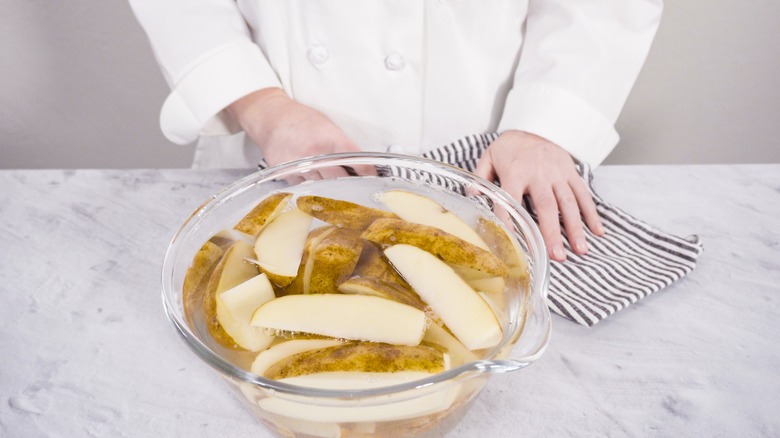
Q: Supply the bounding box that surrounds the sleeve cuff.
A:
[159,41,281,144]
[497,83,620,167]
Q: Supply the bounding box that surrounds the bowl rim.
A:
[161,152,551,400]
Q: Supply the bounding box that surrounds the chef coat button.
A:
[387,144,404,154]
[384,53,405,71]
[307,45,329,65]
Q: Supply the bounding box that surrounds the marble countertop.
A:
[1,165,778,437]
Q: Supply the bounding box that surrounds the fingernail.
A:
[575,238,588,253]
[552,246,566,261]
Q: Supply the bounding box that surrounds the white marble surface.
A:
[0,165,778,437]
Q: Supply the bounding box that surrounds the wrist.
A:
[227,87,289,131]
[501,130,546,144]
[498,130,577,164]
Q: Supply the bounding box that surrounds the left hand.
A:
[475,130,604,262]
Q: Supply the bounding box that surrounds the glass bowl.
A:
[161,153,552,437]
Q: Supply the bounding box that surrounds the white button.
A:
[387,144,404,154]
[384,53,405,71]
[307,46,329,65]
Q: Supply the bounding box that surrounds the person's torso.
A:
[237,0,529,156]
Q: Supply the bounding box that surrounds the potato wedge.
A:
[363,218,509,277]
[234,192,292,237]
[264,342,448,379]
[307,228,363,294]
[204,241,259,349]
[297,195,397,230]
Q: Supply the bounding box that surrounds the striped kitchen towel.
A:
[259,133,704,326]
[421,133,704,326]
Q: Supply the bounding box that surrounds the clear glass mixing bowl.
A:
[161,153,552,437]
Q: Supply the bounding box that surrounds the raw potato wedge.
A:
[251,294,427,346]
[283,226,337,296]
[478,291,507,327]
[276,371,440,390]
[465,276,506,295]
[378,189,490,250]
[251,339,347,376]
[451,265,508,297]
[182,241,224,328]
[476,217,529,280]
[353,242,413,289]
[204,241,259,349]
[384,244,502,350]
[363,218,509,277]
[423,323,478,367]
[211,229,255,248]
[253,208,313,287]
[264,342,448,379]
[449,264,496,281]
[234,192,292,237]
[307,228,363,294]
[297,195,397,230]
[338,277,427,311]
[259,372,460,423]
[216,273,276,351]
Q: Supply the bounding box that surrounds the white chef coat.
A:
[130,0,662,169]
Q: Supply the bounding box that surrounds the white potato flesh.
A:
[216,240,258,294]
[258,372,461,423]
[250,339,346,376]
[378,190,489,250]
[216,274,276,351]
[384,244,502,350]
[250,294,426,346]
[255,410,342,438]
[253,208,313,277]
[466,276,506,295]
[280,371,436,389]
[423,323,478,367]
[213,228,255,246]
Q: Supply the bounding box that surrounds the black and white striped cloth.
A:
[420,133,704,326]
[259,133,704,326]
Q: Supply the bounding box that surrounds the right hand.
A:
[227,88,368,176]
[475,131,604,262]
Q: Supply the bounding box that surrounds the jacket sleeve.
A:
[129,0,281,144]
[498,0,663,166]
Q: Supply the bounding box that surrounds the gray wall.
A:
[0,0,192,169]
[1,0,778,169]
[607,1,780,165]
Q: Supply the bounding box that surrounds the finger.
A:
[345,163,378,176]
[281,175,306,186]
[469,151,499,197]
[318,166,350,180]
[474,150,497,183]
[300,169,323,181]
[493,171,534,232]
[338,140,377,176]
[528,184,566,262]
[553,183,588,255]
[569,177,604,236]
[492,205,513,232]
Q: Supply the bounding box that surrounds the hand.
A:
[227,88,370,177]
[475,131,604,262]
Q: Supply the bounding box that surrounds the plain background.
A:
[1,1,778,169]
